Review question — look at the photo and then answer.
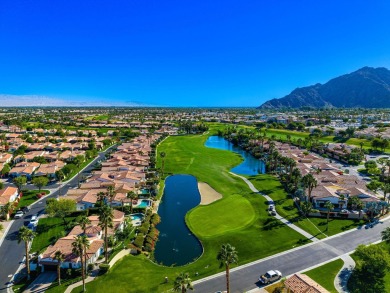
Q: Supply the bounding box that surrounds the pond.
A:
[205,135,265,175]
[154,175,203,266]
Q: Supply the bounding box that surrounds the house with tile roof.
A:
[284,273,330,293]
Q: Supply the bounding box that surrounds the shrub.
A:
[138,222,150,234]
[144,243,153,252]
[151,214,160,225]
[145,235,154,245]
[88,263,94,271]
[133,234,144,248]
[99,263,110,273]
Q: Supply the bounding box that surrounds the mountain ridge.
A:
[259,67,390,108]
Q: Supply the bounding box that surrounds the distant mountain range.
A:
[259,66,390,109]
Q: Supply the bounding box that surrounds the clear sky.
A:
[1,0,390,107]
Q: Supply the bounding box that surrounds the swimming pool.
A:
[130,213,144,221]
[139,189,150,195]
[137,199,152,208]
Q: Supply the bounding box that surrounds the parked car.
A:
[259,270,282,284]
[268,205,275,211]
[14,210,24,219]
[29,215,38,227]
[270,210,277,216]
[22,206,30,213]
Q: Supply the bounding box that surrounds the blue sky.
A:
[1,0,390,107]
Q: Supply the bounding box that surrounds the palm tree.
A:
[53,250,65,285]
[381,227,390,244]
[72,235,90,292]
[324,201,334,232]
[0,202,11,219]
[78,215,92,273]
[291,168,302,191]
[97,191,106,206]
[106,186,116,206]
[160,152,166,177]
[300,201,313,217]
[74,155,85,187]
[301,174,317,202]
[99,205,114,263]
[173,272,193,293]
[217,243,238,293]
[18,226,36,280]
[55,170,65,196]
[382,183,390,202]
[127,191,138,214]
[79,216,91,235]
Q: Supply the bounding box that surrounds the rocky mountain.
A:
[259,67,390,108]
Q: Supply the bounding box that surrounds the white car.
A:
[259,270,282,284]
[14,211,24,219]
[29,215,38,226]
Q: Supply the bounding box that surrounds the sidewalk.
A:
[64,249,131,293]
[334,254,355,293]
[0,220,13,247]
[229,172,319,242]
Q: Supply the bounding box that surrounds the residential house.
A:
[284,273,330,293]
[9,162,40,180]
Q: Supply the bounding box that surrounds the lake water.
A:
[154,175,203,266]
[205,136,265,175]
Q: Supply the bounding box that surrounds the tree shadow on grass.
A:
[35,223,58,233]
[262,218,285,231]
[296,238,310,245]
[282,205,295,212]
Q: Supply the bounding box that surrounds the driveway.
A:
[24,271,57,293]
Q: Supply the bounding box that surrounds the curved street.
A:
[193,216,388,293]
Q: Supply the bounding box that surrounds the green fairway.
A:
[303,258,344,293]
[71,132,308,293]
[261,128,390,152]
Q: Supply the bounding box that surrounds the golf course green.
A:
[70,132,308,293]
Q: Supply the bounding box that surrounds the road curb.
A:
[0,220,14,248]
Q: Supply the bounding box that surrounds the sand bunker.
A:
[198,182,222,205]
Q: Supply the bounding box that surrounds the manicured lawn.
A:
[65,157,95,181]
[247,174,365,239]
[71,131,308,292]
[30,216,76,253]
[17,190,49,209]
[261,128,390,152]
[303,258,344,293]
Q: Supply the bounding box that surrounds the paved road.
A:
[193,218,389,293]
[0,145,116,292]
